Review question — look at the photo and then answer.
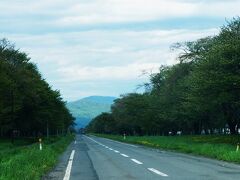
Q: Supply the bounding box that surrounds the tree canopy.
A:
[0,39,74,137]
[86,17,240,135]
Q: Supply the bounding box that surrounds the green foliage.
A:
[86,17,240,136]
[184,17,240,134]
[87,113,116,134]
[0,39,74,137]
[0,135,74,180]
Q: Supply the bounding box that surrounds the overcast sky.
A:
[0,0,239,101]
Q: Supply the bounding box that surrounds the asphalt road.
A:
[46,135,240,180]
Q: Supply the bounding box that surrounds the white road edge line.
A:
[148,168,168,177]
[131,159,143,165]
[120,153,129,157]
[98,137,138,147]
[63,150,75,180]
[86,135,138,148]
[114,150,120,153]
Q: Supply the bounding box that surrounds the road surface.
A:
[45,135,240,180]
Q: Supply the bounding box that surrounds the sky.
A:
[0,0,239,101]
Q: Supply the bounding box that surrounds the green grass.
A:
[93,134,240,164]
[0,135,74,180]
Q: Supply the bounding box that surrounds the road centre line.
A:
[85,136,169,178]
[131,159,143,165]
[63,150,75,180]
[120,153,129,157]
[148,168,168,177]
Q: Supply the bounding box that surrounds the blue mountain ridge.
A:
[67,96,117,128]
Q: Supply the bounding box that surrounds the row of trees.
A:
[87,18,240,135]
[0,39,75,137]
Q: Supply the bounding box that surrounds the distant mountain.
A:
[67,96,117,128]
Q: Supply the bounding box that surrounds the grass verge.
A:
[0,135,74,180]
[92,134,240,164]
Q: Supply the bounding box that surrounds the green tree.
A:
[0,39,74,137]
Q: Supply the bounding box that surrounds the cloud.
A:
[3,28,217,69]
[56,0,196,25]
[2,28,217,86]
[0,0,237,100]
[56,63,160,81]
[0,0,239,30]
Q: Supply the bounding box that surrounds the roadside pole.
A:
[39,138,42,150]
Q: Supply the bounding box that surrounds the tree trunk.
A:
[222,103,237,135]
[228,121,237,135]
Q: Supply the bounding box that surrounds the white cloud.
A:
[196,1,240,18]
[4,28,217,69]
[2,28,217,87]
[55,0,240,26]
[0,0,237,100]
[57,0,197,25]
[56,63,160,81]
[1,0,239,27]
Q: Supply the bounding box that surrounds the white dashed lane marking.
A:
[85,136,169,178]
[131,159,143,165]
[120,153,129,157]
[148,168,168,177]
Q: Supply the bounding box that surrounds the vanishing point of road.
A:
[45,135,240,180]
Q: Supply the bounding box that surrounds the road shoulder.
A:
[42,142,74,180]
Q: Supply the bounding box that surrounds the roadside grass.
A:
[0,135,74,180]
[92,134,240,164]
